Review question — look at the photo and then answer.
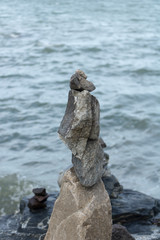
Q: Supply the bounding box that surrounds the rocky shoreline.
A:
[0,180,160,240]
[1,71,160,239]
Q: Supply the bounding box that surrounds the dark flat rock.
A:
[0,189,160,239]
[0,192,58,240]
[111,189,160,224]
[102,174,123,199]
[111,189,160,235]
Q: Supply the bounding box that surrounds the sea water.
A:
[0,0,160,215]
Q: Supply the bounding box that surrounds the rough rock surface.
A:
[44,168,112,240]
[58,89,100,159]
[70,69,95,92]
[58,85,104,187]
[72,140,104,186]
[111,189,160,225]
[112,224,135,240]
[102,174,123,198]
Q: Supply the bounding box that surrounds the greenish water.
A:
[0,0,160,215]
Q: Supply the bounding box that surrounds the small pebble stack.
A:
[28,188,49,210]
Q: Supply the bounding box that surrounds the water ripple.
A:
[0,0,160,216]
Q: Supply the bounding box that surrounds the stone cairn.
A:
[45,70,112,240]
[28,188,49,210]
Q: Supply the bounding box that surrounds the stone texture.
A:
[70,69,95,92]
[99,137,107,148]
[89,94,100,139]
[44,168,112,240]
[112,224,135,240]
[72,140,104,187]
[0,193,58,240]
[58,89,94,159]
[102,174,123,199]
[1,188,160,240]
[111,189,160,224]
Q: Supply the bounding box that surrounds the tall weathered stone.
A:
[58,90,92,159]
[44,169,112,240]
[58,89,100,160]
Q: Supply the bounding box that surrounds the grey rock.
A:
[70,70,95,92]
[102,152,110,170]
[58,90,92,159]
[72,140,104,187]
[58,148,110,188]
[58,89,100,159]
[1,189,160,239]
[102,174,123,199]
[112,224,135,240]
[111,189,160,225]
[89,94,100,139]
[99,137,107,148]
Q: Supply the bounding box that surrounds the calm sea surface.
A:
[0,0,160,215]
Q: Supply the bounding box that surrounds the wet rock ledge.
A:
[0,183,160,240]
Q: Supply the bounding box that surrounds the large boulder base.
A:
[1,189,160,240]
[44,168,112,240]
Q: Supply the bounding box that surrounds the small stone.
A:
[28,197,46,210]
[99,137,107,148]
[111,189,160,224]
[70,70,95,92]
[44,168,112,240]
[102,152,110,170]
[112,224,135,240]
[35,194,49,202]
[33,188,47,196]
[57,164,72,188]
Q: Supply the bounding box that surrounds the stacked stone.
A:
[28,188,49,210]
[45,70,112,240]
[58,70,105,187]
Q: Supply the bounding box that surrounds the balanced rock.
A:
[28,188,49,210]
[72,139,104,187]
[58,89,100,159]
[45,168,112,240]
[70,69,95,92]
